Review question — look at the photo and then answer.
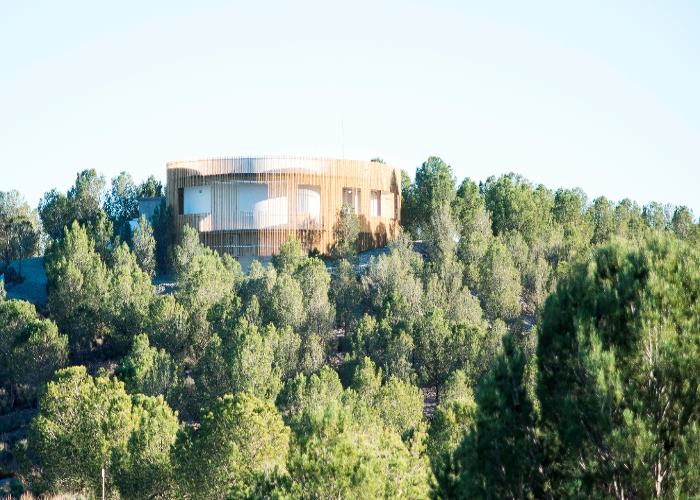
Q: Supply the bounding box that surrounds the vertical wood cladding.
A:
[166,157,401,257]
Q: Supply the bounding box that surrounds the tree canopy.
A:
[5,162,700,498]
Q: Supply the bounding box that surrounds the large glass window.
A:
[370,190,381,217]
[237,182,267,229]
[183,185,211,215]
[342,187,361,214]
[298,185,321,227]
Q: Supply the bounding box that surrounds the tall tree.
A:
[45,221,110,354]
[0,299,68,407]
[613,198,645,240]
[276,366,345,426]
[477,237,522,321]
[0,191,40,274]
[104,171,139,240]
[413,307,467,399]
[116,333,178,398]
[27,366,178,499]
[106,242,154,354]
[268,323,303,382]
[454,178,493,288]
[438,334,543,498]
[131,215,156,276]
[286,394,430,498]
[37,189,72,241]
[642,201,672,232]
[194,316,282,405]
[411,156,456,237]
[27,367,134,496]
[174,393,290,499]
[151,199,173,273]
[671,205,695,240]
[588,196,615,245]
[424,201,458,273]
[331,259,362,329]
[272,235,304,274]
[552,187,592,263]
[137,175,163,198]
[427,370,477,482]
[12,216,40,278]
[112,394,179,500]
[400,169,420,236]
[45,221,153,356]
[176,247,235,312]
[145,294,189,358]
[221,318,281,400]
[482,173,553,245]
[362,231,424,320]
[172,224,203,277]
[349,357,424,438]
[538,235,700,497]
[39,169,107,243]
[332,203,360,259]
[279,367,429,498]
[262,271,303,330]
[295,256,335,338]
[69,169,106,222]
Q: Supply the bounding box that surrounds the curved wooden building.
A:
[166,157,401,257]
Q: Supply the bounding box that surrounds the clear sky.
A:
[1,1,699,215]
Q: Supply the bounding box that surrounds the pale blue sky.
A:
[1,1,698,215]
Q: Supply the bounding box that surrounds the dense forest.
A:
[1,157,700,498]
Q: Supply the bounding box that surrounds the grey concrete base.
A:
[236,255,272,273]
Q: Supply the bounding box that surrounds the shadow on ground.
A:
[5,257,48,307]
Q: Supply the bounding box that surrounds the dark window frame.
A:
[177,188,184,215]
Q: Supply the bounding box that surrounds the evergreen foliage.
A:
[10,162,700,498]
[332,203,360,259]
[0,300,68,407]
[131,215,156,276]
[538,235,700,497]
[174,393,289,499]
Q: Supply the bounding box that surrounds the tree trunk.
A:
[8,383,15,410]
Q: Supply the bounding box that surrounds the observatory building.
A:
[166,156,401,258]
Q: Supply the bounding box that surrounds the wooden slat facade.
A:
[166,156,401,257]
